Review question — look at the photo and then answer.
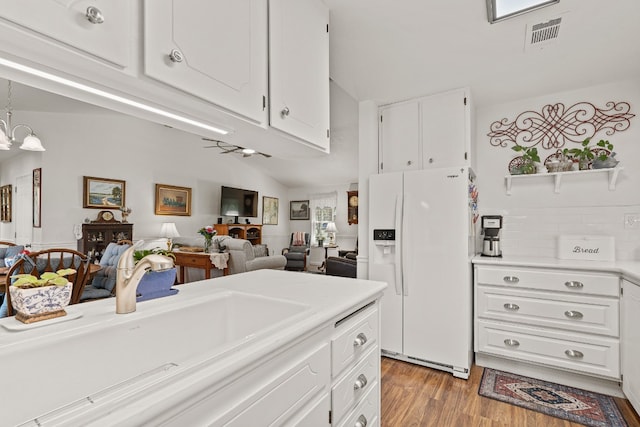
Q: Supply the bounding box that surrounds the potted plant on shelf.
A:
[133,248,177,301]
[568,138,596,170]
[510,144,540,175]
[9,268,77,323]
[591,139,619,169]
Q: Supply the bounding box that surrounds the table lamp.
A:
[160,222,180,251]
[325,221,338,246]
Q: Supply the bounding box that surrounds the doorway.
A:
[15,174,32,246]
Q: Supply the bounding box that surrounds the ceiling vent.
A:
[525,17,562,51]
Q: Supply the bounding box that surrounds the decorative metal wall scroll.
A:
[488,101,635,149]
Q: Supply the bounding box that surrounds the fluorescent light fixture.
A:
[0,57,230,135]
[487,0,559,23]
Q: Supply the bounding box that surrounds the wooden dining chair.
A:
[4,248,90,316]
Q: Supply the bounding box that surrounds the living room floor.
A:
[381,358,640,427]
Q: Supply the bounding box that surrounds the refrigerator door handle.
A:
[393,194,403,296]
[401,192,409,296]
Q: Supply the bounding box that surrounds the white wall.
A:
[475,78,640,260]
[0,110,289,253]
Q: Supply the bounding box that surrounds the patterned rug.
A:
[478,368,627,427]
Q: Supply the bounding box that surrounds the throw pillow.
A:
[253,244,268,258]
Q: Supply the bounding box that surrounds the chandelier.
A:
[0,80,45,151]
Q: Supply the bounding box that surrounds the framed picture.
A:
[290,200,309,220]
[0,184,11,222]
[155,184,192,216]
[83,176,125,209]
[262,196,279,225]
[33,168,41,228]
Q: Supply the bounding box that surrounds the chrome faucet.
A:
[116,244,175,314]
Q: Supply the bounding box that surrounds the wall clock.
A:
[347,191,358,225]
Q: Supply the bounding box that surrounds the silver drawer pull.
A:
[564,310,584,319]
[565,349,584,359]
[503,303,520,311]
[353,374,368,391]
[86,6,104,24]
[353,332,368,347]
[504,339,520,347]
[503,276,520,284]
[354,414,368,427]
[564,281,584,289]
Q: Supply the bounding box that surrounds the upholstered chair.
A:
[282,232,310,271]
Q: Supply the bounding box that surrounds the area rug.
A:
[478,368,627,427]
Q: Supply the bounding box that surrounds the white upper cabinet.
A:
[268,0,330,151]
[379,101,421,173]
[144,0,268,125]
[379,88,471,174]
[421,88,470,169]
[0,0,130,68]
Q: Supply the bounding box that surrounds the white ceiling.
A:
[1,0,639,188]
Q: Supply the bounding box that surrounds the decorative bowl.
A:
[9,282,72,317]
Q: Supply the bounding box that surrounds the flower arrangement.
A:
[120,206,132,223]
[198,225,217,252]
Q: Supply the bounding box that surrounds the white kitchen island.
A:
[0,270,386,426]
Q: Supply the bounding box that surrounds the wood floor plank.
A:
[380,357,640,427]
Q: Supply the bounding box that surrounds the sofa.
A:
[224,238,286,274]
[325,252,357,278]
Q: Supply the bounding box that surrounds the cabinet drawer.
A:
[332,305,378,378]
[476,266,619,297]
[477,286,619,336]
[332,346,379,424]
[477,320,620,379]
[337,379,379,427]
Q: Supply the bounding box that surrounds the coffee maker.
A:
[481,215,503,257]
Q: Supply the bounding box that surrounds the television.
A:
[220,186,258,223]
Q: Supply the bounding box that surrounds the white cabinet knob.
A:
[504,338,520,347]
[565,349,584,359]
[169,49,184,63]
[354,414,368,427]
[564,281,584,289]
[503,276,519,284]
[564,310,583,319]
[281,107,290,118]
[503,303,519,311]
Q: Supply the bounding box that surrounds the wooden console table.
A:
[173,251,229,284]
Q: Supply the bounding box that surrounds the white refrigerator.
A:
[369,167,475,379]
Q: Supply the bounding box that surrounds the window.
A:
[486,0,559,23]
[310,192,337,245]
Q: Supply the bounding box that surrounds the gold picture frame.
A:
[1,184,11,222]
[262,196,278,225]
[155,184,192,216]
[83,176,126,209]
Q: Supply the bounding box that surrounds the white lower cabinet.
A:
[330,303,380,426]
[474,264,621,383]
[622,279,640,415]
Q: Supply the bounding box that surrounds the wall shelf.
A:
[505,167,623,195]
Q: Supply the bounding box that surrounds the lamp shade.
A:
[160,222,180,238]
[20,134,45,151]
[325,222,338,233]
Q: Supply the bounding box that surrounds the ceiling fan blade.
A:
[259,152,272,158]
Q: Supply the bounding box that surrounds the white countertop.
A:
[472,255,640,284]
[0,270,387,426]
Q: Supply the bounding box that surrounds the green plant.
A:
[595,139,614,160]
[511,144,540,174]
[11,268,77,288]
[568,138,595,161]
[134,247,176,264]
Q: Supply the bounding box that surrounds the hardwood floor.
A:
[381,357,640,427]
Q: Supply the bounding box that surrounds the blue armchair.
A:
[80,241,131,301]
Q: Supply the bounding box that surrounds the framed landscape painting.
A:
[83,176,125,209]
[155,184,192,216]
[290,200,309,220]
[262,196,278,225]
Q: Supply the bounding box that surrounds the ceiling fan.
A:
[202,138,271,158]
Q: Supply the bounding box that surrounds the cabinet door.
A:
[622,279,640,415]
[269,0,330,151]
[0,0,130,67]
[379,101,420,173]
[421,88,469,169]
[144,0,268,124]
